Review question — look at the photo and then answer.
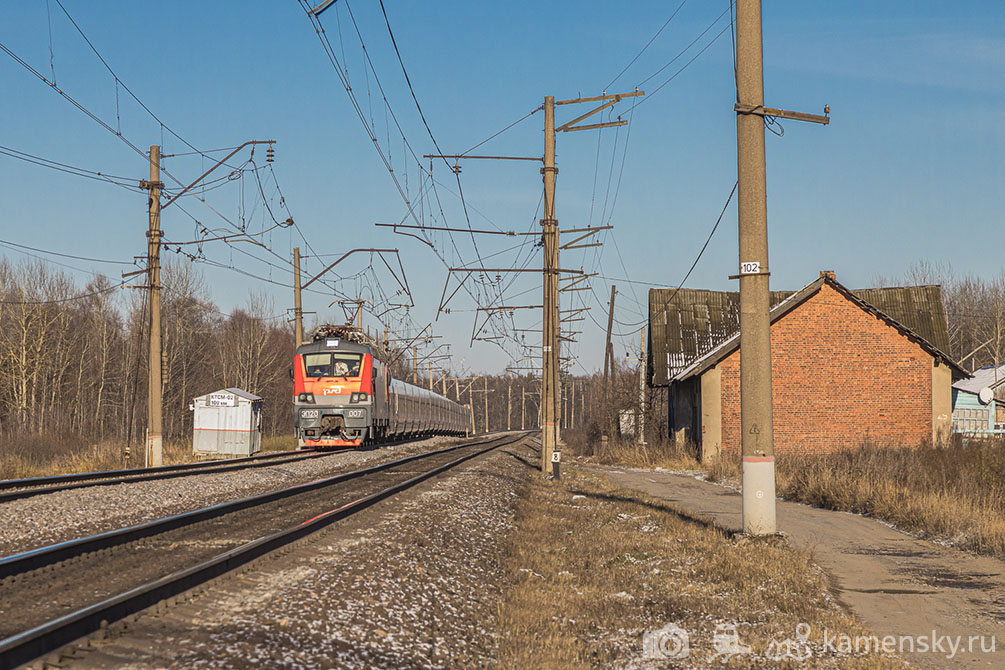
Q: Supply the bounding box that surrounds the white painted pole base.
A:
[742,456,776,535]
[148,434,163,467]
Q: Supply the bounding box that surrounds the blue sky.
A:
[1,1,1002,375]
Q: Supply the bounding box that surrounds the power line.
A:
[622,181,738,332]
[0,144,138,188]
[636,19,733,108]
[0,278,135,306]
[637,7,731,88]
[459,106,543,156]
[0,237,133,266]
[0,39,148,162]
[605,0,690,90]
[51,0,234,164]
[300,2,523,353]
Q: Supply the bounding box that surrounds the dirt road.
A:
[596,466,1004,669]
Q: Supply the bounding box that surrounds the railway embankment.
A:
[0,434,463,555]
[3,435,940,669]
[38,437,535,669]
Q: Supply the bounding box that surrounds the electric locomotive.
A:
[292,324,467,448]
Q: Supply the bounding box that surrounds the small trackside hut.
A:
[191,388,263,457]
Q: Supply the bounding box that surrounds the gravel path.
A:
[61,439,534,670]
[0,435,468,556]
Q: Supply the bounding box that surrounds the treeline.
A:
[8,257,993,452]
[880,262,1005,371]
[436,360,666,441]
[0,259,293,446]
[0,257,668,451]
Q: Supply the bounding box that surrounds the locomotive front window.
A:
[303,353,363,378]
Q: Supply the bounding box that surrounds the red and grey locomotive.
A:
[292,325,467,448]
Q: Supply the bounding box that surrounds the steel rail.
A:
[0,432,526,670]
[0,435,451,501]
[0,448,313,490]
[0,448,343,503]
[0,434,515,579]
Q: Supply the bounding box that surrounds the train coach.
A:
[292,325,468,448]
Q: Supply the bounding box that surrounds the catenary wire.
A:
[605,0,690,90]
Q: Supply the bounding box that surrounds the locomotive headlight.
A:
[349,392,368,403]
[297,392,315,404]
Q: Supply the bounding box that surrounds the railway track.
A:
[0,446,350,503]
[0,432,526,670]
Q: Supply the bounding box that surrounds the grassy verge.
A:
[497,465,906,669]
[565,428,702,471]
[706,438,1005,558]
[0,432,298,479]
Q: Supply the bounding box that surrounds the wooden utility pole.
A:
[413,347,418,385]
[541,94,559,474]
[142,145,164,467]
[571,380,576,431]
[293,247,304,347]
[507,382,512,431]
[441,372,448,396]
[521,386,526,430]
[735,1,775,535]
[484,375,490,434]
[602,285,617,434]
[734,0,828,534]
[637,327,646,447]
[426,92,638,475]
[455,378,460,402]
[470,380,476,432]
[428,362,433,391]
[132,139,271,468]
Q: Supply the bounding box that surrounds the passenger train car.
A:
[292,325,468,448]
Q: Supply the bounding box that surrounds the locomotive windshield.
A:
[304,352,363,378]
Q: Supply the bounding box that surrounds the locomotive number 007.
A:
[347,409,364,418]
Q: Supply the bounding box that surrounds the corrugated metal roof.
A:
[852,285,951,354]
[224,388,263,401]
[649,276,956,386]
[953,364,1005,394]
[647,288,791,386]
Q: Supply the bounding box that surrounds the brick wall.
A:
[719,283,933,455]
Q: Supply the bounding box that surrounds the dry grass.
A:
[497,465,906,669]
[261,434,297,452]
[706,437,1005,558]
[565,427,702,471]
[0,432,298,479]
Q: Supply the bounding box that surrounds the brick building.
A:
[648,272,966,462]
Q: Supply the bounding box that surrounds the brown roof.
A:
[648,275,959,386]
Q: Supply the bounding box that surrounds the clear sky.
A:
[2,1,1002,376]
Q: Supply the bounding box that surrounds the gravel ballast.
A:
[56,439,534,669]
[0,435,470,556]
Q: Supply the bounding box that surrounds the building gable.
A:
[716,282,936,453]
[649,274,959,386]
